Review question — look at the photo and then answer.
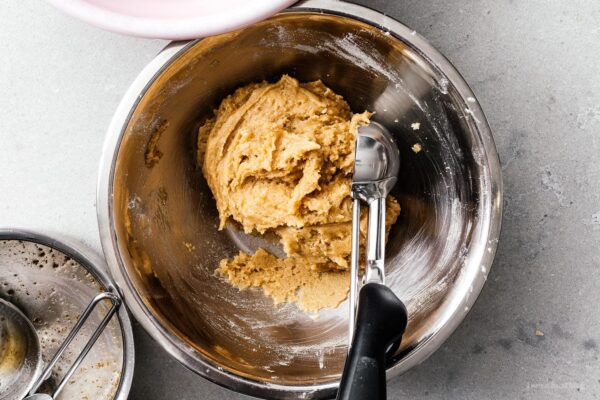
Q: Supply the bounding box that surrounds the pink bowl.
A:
[45,0,297,39]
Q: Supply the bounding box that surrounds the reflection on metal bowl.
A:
[98,1,502,398]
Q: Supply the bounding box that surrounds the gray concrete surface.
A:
[1,0,599,399]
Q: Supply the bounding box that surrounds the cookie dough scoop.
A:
[337,121,408,400]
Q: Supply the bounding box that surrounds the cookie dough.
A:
[198,75,400,311]
[217,249,351,311]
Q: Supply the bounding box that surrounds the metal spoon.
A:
[0,299,42,400]
[337,121,408,400]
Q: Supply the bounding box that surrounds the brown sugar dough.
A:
[199,75,400,311]
[218,197,400,312]
[217,249,351,311]
[199,75,369,233]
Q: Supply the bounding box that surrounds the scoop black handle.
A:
[337,283,408,400]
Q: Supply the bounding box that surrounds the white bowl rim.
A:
[45,0,297,39]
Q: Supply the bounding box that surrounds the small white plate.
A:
[45,0,296,39]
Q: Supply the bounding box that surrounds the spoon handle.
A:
[337,283,407,400]
[348,198,361,344]
[365,197,386,284]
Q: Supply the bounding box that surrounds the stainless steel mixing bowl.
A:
[98,1,502,398]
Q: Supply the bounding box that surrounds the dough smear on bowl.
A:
[198,75,399,312]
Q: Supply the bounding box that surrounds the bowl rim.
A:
[97,0,503,398]
[44,0,296,40]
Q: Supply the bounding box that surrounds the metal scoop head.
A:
[352,121,400,201]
